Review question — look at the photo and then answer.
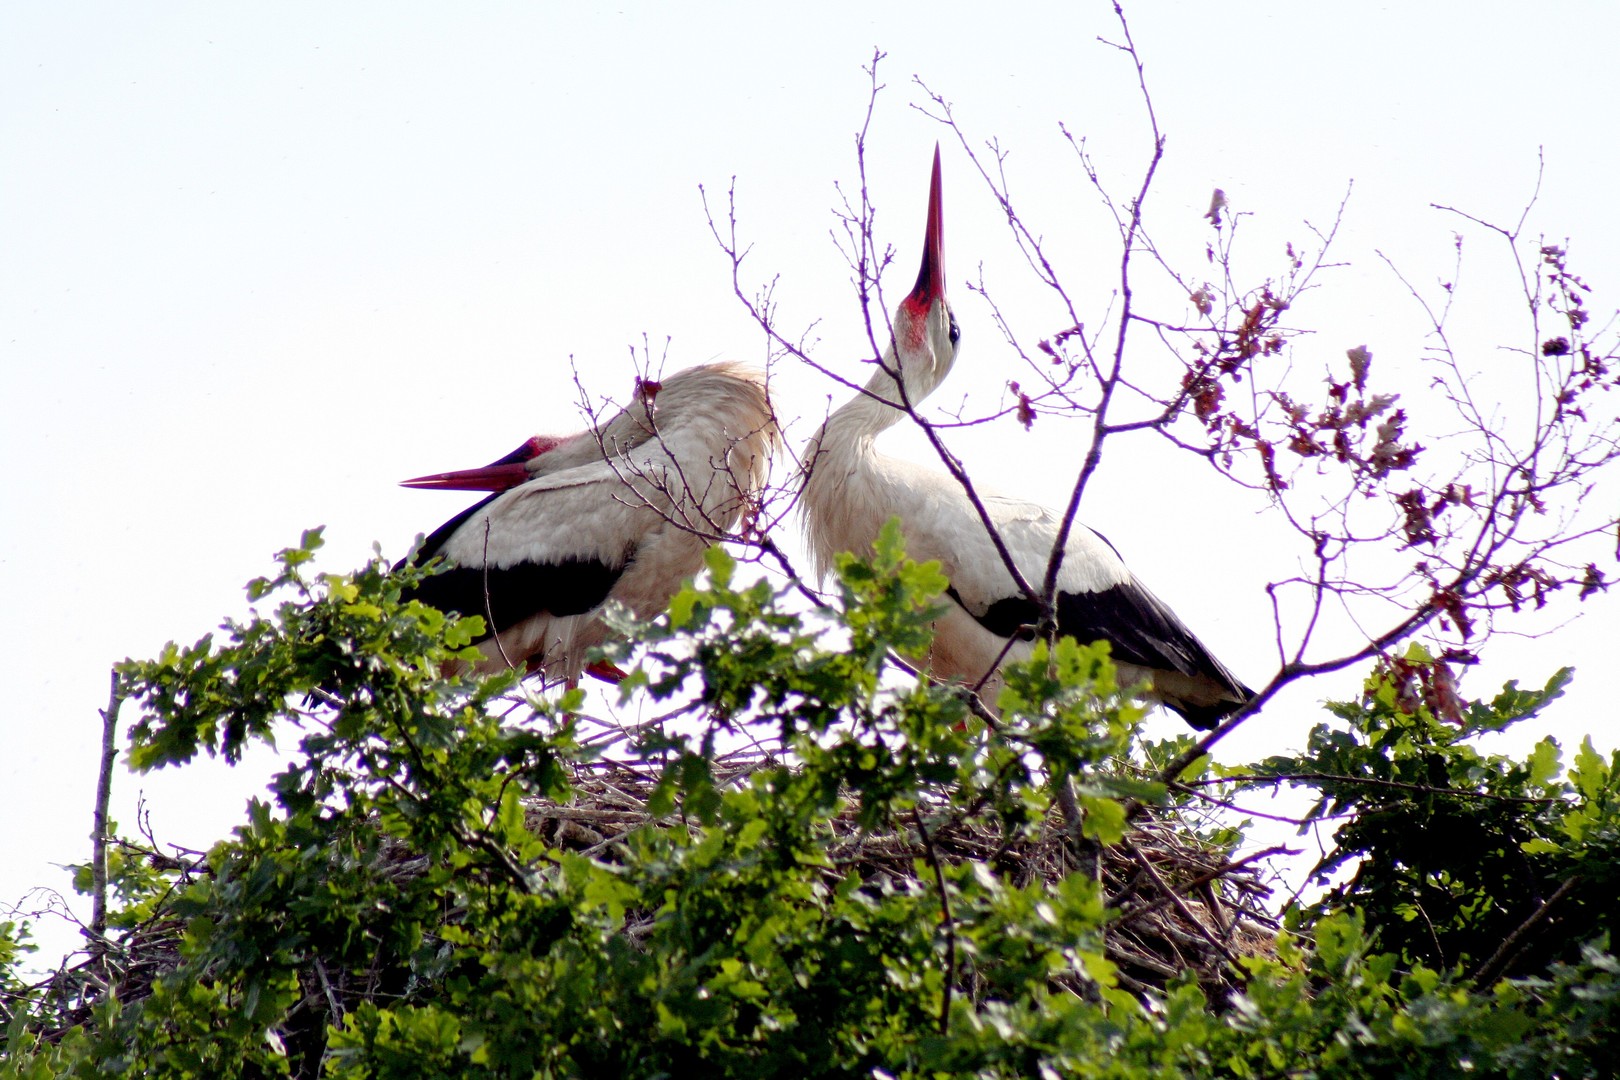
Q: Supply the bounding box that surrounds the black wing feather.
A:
[405,557,623,639]
[398,494,625,641]
[1055,584,1233,688]
[947,580,1250,720]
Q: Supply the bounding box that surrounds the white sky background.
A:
[4,3,1618,966]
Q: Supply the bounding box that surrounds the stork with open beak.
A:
[800,148,1251,728]
[400,361,778,683]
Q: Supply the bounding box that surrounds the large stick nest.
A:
[533,751,1279,1000]
[8,750,1277,1044]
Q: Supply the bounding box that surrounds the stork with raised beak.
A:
[801,149,1250,727]
[400,361,778,682]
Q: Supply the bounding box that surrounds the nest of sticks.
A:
[532,749,1279,999]
[10,748,1277,1043]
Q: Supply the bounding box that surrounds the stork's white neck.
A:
[802,350,942,579]
[823,359,910,441]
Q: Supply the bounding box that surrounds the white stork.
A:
[400,361,778,682]
[801,149,1251,728]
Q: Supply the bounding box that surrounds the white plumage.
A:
[401,361,778,682]
[802,149,1250,727]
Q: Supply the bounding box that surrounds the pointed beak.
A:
[399,463,534,492]
[908,144,946,305]
[399,434,563,492]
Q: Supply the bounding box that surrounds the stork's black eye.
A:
[948,312,960,346]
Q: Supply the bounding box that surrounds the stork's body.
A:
[401,362,777,682]
[802,151,1250,728]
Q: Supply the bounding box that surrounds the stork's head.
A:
[887,145,960,406]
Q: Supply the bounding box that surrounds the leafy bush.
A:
[2,529,1617,1078]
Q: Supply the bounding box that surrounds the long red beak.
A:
[400,434,565,492]
[908,144,946,305]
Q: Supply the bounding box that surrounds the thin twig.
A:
[1470,874,1579,985]
[1120,839,1239,968]
[1192,773,1559,805]
[912,808,956,1035]
[314,956,345,1023]
[90,669,124,948]
[1114,845,1289,927]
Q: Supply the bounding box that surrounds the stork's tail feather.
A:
[1160,684,1254,731]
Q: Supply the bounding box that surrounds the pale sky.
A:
[5,3,1618,967]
